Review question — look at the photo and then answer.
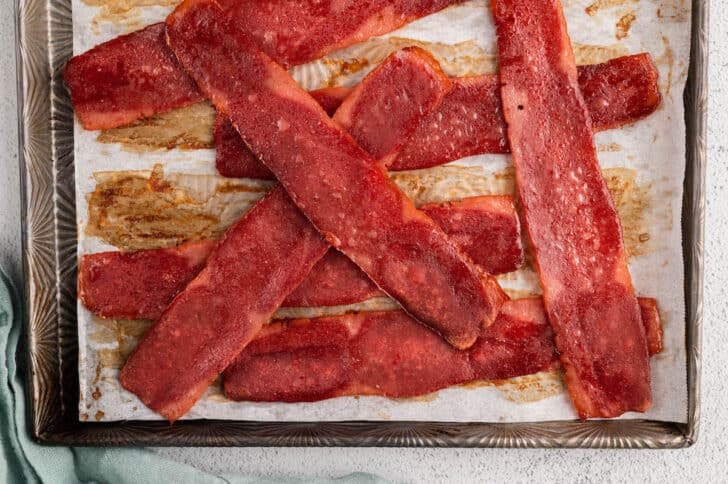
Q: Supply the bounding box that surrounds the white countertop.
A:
[1,4,725,482]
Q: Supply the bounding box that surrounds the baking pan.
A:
[15,0,706,447]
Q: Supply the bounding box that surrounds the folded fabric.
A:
[0,267,387,483]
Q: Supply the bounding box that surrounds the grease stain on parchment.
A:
[85,164,651,258]
[615,11,637,40]
[274,298,399,321]
[82,0,180,33]
[393,392,440,403]
[572,43,629,65]
[91,316,152,369]
[656,0,689,22]
[603,167,653,258]
[292,37,495,91]
[499,284,543,301]
[460,371,564,404]
[97,102,215,151]
[86,165,271,251]
[598,142,623,152]
[585,0,637,16]
[206,377,229,403]
[390,165,515,206]
[655,36,675,96]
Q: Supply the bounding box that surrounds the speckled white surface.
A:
[2,3,727,482]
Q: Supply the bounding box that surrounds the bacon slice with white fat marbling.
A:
[166,5,507,349]
[223,298,662,402]
[79,195,522,318]
[491,0,651,418]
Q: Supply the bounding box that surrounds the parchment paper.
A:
[74,0,691,423]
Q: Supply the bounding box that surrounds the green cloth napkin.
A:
[0,268,386,484]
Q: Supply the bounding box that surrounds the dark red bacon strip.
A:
[120,186,329,422]
[224,298,662,402]
[80,194,522,318]
[332,47,450,164]
[213,88,351,179]
[492,0,651,418]
[64,23,204,130]
[65,0,463,129]
[216,0,465,68]
[215,54,660,179]
[213,113,274,180]
[419,196,523,277]
[286,196,523,307]
[167,4,507,349]
[310,87,353,116]
[392,53,661,170]
[576,53,661,132]
[79,240,215,320]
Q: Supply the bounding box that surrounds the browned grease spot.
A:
[393,392,439,403]
[92,387,102,400]
[616,12,637,40]
[319,58,371,88]
[93,316,153,369]
[80,413,89,422]
[86,165,270,251]
[656,0,689,22]
[455,167,651,259]
[93,363,102,385]
[94,410,106,421]
[97,102,215,151]
[603,167,652,257]
[83,0,181,33]
[493,372,565,403]
[501,287,542,300]
[390,165,515,206]
[598,142,623,152]
[206,376,229,403]
[460,371,564,404]
[293,37,495,90]
[655,36,675,96]
[573,43,629,66]
[585,0,636,16]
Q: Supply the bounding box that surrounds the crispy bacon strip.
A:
[224,298,662,402]
[492,0,651,418]
[120,187,329,422]
[64,23,205,130]
[66,0,463,129]
[167,5,507,349]
[215,54,660,178]
[79,195,522,318]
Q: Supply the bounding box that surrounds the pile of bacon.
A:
[66,0,664,422]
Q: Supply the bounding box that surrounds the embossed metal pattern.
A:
[15,0,706,447]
